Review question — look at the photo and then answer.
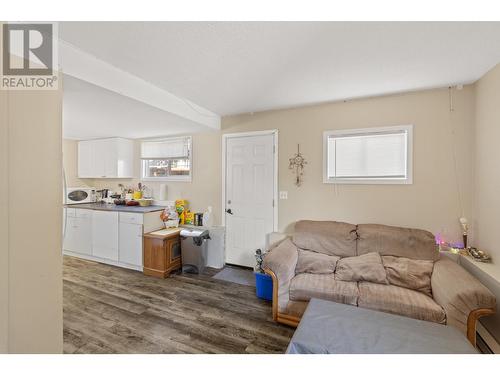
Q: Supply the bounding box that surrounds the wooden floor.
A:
[63,256,294,354]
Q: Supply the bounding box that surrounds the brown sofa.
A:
[263,220,496,345]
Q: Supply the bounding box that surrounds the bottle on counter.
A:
[203,206,213,228]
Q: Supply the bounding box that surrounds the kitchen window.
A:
[141,136,192,181]
[323,125,413,184]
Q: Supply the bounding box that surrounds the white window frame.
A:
[323,125,413,185]
[140,136,193,182]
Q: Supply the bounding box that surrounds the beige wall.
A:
[3,88,64,353]
[222,86,476,243]
[66,131,222,224]
[0,76,8,353]
[474,63,500,262]
[472,63,500,341]
[0,25,63,351]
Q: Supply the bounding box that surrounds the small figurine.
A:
[459,217,468,248]
[467,247,491,263]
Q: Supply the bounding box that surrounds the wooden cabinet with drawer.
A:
[143,228,182,278]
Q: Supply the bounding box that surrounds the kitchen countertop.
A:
[64,202,165,213]
[144,228,182,239]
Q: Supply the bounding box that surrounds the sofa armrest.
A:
[263,238,298,317]
[431,256,496,343]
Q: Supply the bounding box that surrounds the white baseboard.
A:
[63,251,143,272]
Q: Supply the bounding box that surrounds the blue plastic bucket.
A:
[255,272,273,301]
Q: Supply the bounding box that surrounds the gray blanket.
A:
[287,299,477,354]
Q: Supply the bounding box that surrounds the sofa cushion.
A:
[382,256,434,297]
[357,224,438,261]
[295,249,339,274]
[335,252,388,284]
[293,220,357,257]
[290,273,359,305]
[358,282,446,324]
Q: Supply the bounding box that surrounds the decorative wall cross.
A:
[289,144,307,186]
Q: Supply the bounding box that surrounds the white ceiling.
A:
[63,75,211,140]
[60,22,500,117]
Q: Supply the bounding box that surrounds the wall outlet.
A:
[279,191,288,200]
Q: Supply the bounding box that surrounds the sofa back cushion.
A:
[382,256,434,297]
[295,249,339,274]
[335,252,388,284]
[357,224,438,261]
[293,220,357,257]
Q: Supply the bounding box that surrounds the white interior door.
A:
[225,133,275,267]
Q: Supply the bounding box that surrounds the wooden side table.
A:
[143,228,181,278]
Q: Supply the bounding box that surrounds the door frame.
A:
[221,129,279,233]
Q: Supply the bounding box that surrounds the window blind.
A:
[327,131,407,179]
[140,137,191,159]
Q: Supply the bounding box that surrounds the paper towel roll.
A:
[159,184,168,201]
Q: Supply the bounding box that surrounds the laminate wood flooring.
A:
[63,256,294,354]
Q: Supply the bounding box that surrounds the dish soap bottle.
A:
[203,206,213,228]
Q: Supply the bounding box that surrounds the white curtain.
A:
[328,132,406,178]
[141,137,190,159]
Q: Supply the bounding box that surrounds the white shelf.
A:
[460,255,500,285]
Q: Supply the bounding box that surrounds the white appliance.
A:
[65,187,96,204]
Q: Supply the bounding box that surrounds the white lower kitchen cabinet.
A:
[92,210,119,261]
[119,222,143,268]
[63,209,92,256]
[63,208,164,272]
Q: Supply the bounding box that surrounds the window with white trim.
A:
[323,125,413,184]
[141,136,192,181]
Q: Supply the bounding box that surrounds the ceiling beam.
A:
[58,40,220,130]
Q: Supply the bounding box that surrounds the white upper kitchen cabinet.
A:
[77,140,93,178]
[78,137,134,178]
[92,210,119,261]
